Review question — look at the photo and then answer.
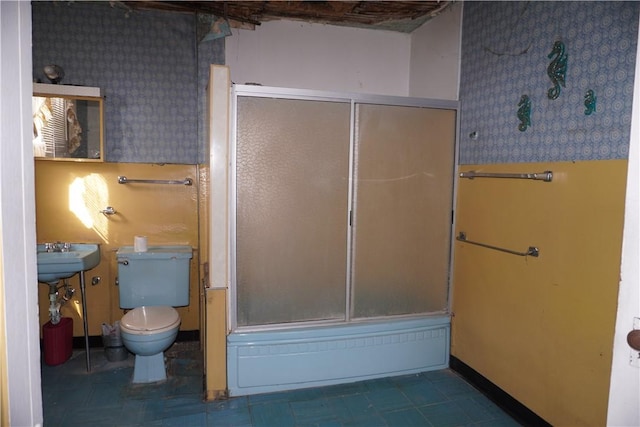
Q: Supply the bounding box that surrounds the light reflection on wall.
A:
[68,174,109,242]
[70,299,83,320]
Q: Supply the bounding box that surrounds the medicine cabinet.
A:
[33,83,104,161]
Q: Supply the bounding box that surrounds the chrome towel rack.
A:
[459,170,553,182]
[117,176,193,186]
[456,232,539,257]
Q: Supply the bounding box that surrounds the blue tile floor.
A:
[42,343,521,426]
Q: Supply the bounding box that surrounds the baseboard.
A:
[176,330,200,342]
[72,335,103,349]
[449,355,551,427]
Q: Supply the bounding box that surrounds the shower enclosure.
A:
[227,85,457,396]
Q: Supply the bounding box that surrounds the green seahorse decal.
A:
[547,41,568,100]
[517,94,531,131]
[584,89,596,115]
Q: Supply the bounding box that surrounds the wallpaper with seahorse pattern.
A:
[459,1,639,165]
[32,2,224,164]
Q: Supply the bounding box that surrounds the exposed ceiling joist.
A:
[120,1,452,33]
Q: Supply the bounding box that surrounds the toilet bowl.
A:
[120,306,181,383]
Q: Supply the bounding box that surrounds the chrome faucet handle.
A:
[100,206,117,215]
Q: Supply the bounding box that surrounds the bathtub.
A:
[227,315,450,396]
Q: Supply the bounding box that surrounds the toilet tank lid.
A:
[117,245,192,259]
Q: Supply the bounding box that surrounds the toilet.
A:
[116,245,192,383]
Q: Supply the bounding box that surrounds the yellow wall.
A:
[35,160,203,337]
[205,289,227,399]
[0,253,7,426]
[198,164,210,342]
[452,160,627,426]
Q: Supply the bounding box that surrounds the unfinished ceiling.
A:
[121,1,452,33]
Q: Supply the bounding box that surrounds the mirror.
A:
[33,83,104,161]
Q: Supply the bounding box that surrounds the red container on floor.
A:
[43,317,73,366]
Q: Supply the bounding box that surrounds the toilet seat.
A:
[120,306,180,335]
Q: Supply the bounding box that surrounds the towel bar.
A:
[117,176,193,186]
[456,232,539,257]
[459,170,552,182]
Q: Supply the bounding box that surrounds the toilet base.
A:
[132,352,167,383]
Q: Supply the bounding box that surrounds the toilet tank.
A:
[116,245,192,309]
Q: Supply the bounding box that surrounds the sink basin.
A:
[37,243,100,283]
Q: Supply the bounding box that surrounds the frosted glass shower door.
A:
[351,104,456,318]
[235,97,351,326]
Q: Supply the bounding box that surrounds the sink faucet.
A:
[45,242,71,253]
